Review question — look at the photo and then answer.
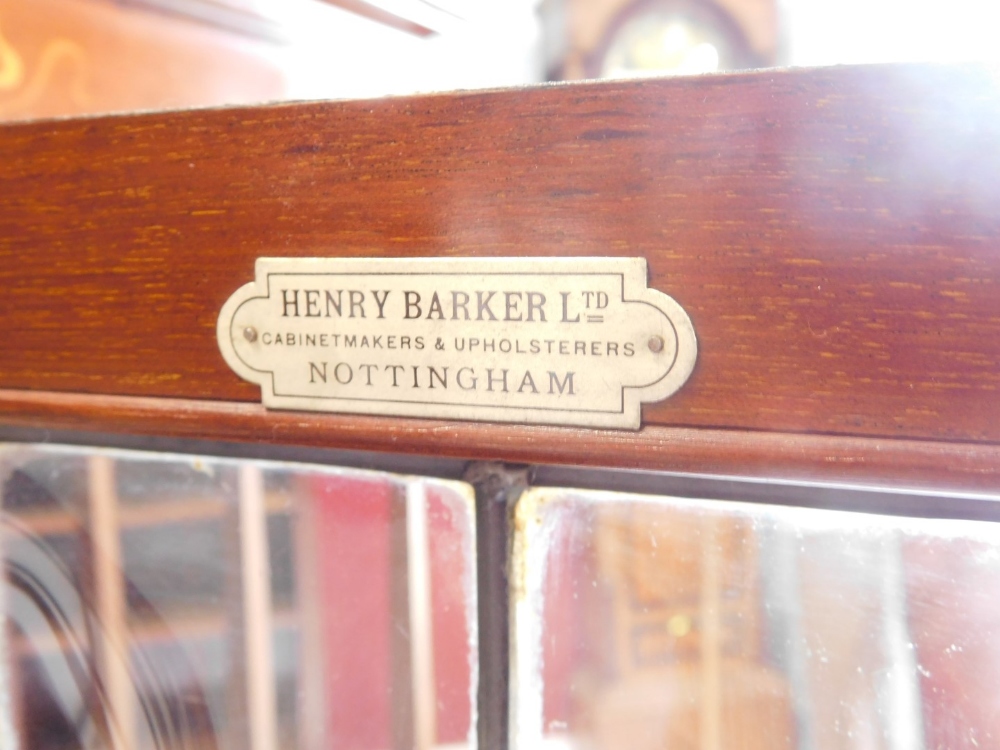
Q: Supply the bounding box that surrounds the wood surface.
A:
[2,64,1000,445]
[3,389,1000,493]
[0,0,285,121]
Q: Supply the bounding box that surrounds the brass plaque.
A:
[217,257,697,429]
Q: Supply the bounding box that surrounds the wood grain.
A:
[2,389,999,493]
[0,0,285,121]
[2,64,1000,442]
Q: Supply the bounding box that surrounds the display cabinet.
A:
[2,63,1000,750]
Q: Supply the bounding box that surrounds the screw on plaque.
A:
[243,326,258,343]
[648,335,664,353]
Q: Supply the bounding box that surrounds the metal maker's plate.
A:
[217,257,697,429]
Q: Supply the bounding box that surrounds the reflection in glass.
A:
[0,444,477,750]
[512,487,1000,749]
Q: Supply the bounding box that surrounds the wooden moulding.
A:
[1,389,1000,494]
[3,65,1000,444]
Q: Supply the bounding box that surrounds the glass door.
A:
[0,444,478,750]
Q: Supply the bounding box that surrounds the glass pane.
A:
[511,486,1000,750]
[0,444,477,750]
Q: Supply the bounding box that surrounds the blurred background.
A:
[1,0,1000,121]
